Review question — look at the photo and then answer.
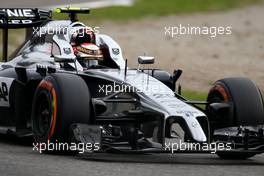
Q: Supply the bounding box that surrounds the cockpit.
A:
[0,20,126,71]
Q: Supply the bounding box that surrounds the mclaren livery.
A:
[0,8,264,159]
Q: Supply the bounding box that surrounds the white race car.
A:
[0,8,263,159]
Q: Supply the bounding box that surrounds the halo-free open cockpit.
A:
[0,8,125,71]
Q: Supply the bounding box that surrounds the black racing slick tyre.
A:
[207,77,264,127]
[31,73,92,150]
[206,77,264,160]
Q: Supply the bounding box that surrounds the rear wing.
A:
[0,8,51,28]
[0,8,52,61]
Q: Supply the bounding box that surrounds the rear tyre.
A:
[31,73,92,153]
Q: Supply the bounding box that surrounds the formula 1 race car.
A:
[0,8,264,159]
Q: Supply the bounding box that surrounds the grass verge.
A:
[53,0,262,22]
[182,90,207,101]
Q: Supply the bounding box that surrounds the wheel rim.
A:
[33,91,53,140]
[208,83,230,103]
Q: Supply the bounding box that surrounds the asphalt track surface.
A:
[0,134,263,176]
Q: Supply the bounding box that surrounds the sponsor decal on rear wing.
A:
[0,8,51,28]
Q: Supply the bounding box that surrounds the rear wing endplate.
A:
[0,8,51,62]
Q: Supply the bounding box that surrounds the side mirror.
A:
[138,56,155,65]
[53,55,75,63]
[173,69,183,83]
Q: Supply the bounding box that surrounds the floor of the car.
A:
[0,126,32,137]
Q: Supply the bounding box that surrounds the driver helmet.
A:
[74,43,103,67]
[70,28,103,68]
[70,27,96,46]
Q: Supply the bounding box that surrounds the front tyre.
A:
[206,77,264,160]
[31,73,92,152]
[207,77,264,128]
